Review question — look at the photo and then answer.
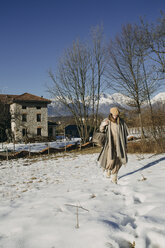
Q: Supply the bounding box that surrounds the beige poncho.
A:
[98,117,128,170]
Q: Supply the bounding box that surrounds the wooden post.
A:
[6,147,8,160]
[64,128,67,152]
[48,142,50,156]
[13,141,15,153]
[76,205,79,228]
[65,203,89,229]
[29,143,31,157]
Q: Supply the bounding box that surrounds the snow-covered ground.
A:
[0,151,165,248]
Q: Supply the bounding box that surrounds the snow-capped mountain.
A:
[98,93,132,115]
[151,92,165,104]
[48,92,165,116]
[48,100,70,117]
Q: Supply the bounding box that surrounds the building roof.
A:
[0,94,18,104]
[0,93,51,104]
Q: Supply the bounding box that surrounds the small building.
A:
[65,124,94,139]
[65,125,80,138]
[0,93,51,142]
[48,120,58,139]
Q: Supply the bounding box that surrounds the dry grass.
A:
[128,138,165,154]
[2,138,164,164]
[14,145,101,163]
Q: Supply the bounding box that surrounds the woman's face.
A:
[112,114,118,120]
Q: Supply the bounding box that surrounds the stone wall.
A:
[10,102,48,141]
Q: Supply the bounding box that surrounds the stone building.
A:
[0,93,51,142]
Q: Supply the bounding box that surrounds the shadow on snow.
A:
[102,219,120,230]
[119,156,165,180]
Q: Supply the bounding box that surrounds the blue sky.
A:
[0,0,165,98]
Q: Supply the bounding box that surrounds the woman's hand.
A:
[102,119,109,126]
[100,119,109,132]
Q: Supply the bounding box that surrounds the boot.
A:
[111,173,117,184]
[106,169,111,178]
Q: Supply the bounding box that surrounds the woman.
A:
[98,107,128,184]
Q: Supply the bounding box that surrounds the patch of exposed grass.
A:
[128,138,165,154]
[19,146,102,162]
[31,177,37,180]
[22,189,28,193]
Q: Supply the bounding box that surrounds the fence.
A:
[128,126,165,137]
[0,139,93,161]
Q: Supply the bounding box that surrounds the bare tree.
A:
[107,24,146,138]
[139,12,165,77]
[90,25,107,130]
[48,40,93,143]
[48,27,107,143]
[135,14,165,140]
[132,25,155,137]
[107,19,164,139]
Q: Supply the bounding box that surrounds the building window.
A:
[37,114,41,122]
[22,114,27,122]
[22,106,27,109]
[36,106,41,109]
[22,128,27,136]
[37,128,41,136]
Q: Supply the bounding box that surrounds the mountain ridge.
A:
[48,92,165,117]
